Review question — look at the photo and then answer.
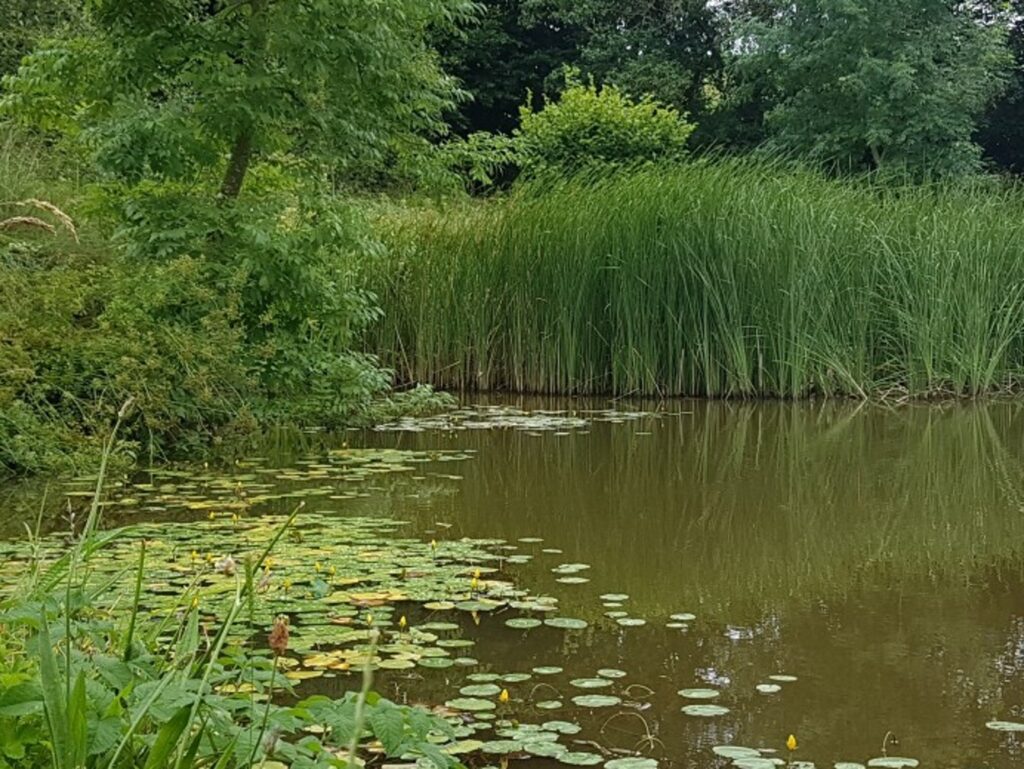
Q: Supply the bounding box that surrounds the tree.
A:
[731,0,1010,176]
[0,0,79,76]
[525,0,724,117]
[976,1,1024,173]
[435,0,582,135]
[3,0,476,198]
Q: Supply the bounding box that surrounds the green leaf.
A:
[144,705,192,769]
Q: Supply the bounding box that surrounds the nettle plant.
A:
[1,0,476,419]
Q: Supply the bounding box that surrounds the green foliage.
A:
[733,0,1011,177]
[434,0,582,135]
[524,0,723,116]
[0,0,79,76]
[514,79,695,176]
[369,160,1024,398]
[0,451,458,769]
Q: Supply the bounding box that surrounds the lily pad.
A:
[670,613,696,621]
[834,764,866,769]
[986,720,1024,732]
[445,697,496,712]
[545,617,589,630]
[481,740,523,755]
[459,684,502,697]
[866,760,918,769]
[533,666,564,675]
[543,721,582,735]
[526,742,568,758]
[559,752,604,766]
[570,678,613,689]
[536,700,563,710]
[505,618,543,629]
[712,746,761,759]
[678,688,720,699]
[768,674,797,682]
[756,684,782,694]
[600,594,629,602]
[502,673,532,683]
[604,759,657,769]
[571,695,622,708]
[615,618,646,627]
[598,669,627,679]
[681,704,730,717]
[732,760,778,769]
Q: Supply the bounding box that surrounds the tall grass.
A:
[369,158,1024,398]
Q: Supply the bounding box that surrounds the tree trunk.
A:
[220,131,253,199]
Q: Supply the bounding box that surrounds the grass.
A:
[368,158,1024,398]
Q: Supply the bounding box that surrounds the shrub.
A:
[513,79,696,176]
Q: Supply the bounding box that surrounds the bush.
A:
[514,79,695,176]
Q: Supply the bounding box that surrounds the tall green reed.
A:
[369,159,1024,398]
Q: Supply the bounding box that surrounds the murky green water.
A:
[8,398,1024,768]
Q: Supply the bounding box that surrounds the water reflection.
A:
[5,398,1024,766]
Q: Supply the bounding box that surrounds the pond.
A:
[5,397,1024,769]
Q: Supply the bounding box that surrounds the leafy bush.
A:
[513,78,695,176]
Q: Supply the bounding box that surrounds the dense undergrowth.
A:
[369,159,1024,399]
[0,129,447,478]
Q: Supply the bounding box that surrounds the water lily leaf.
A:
[505,618,543,629]
[604,758,657,769]
[559,752,603,766]
[600,594,629,602]
[866,760,918,769]
[615,618,646,627]
[526,742,568,757]
[834,764,866,769]
[570,678,613,689]
[732,759,779,769]
[459,684,501,697]
[712,746,761,759]
[670,613,696,621]
[681,704,729,717]
[768,674,797,682]
[555,577,590,584]
[544,617,588,630]
[501,673,532,683]
[445,697,496,712]
[533,666,563,675]
[756,684,781,694]
[986,721,1024,732]
[417,658,453,669]
[571,695,621,708]
[536,700,563,710]
[481,740,523,755]
[542,721,582,735]
[467,673,501,682]
[605,611,628,619]
[598,669,626,679]
[678,688,720,700]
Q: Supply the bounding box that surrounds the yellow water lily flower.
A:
[207,511,216,520]
[190,596,200,610]
[399,615,408,630]
[315,562,322,573]
[366,613,374,626]
[328,564,336,576]
[786,735,797,751]
[499,689,510,703]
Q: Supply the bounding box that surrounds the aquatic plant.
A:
[370,158,1024,398]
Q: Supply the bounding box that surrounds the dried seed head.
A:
[269,616,290,657]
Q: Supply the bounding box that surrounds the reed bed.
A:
[368,159,1024,398]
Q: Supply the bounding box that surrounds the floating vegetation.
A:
[712,746,762,759]
[866,759,919,769]
[545,617,589,630]
[756,684,782,694]
[768,674,798,682]
[681,704,730,717]
[603,757,658,769]
[986,720,1024,732]
[678,688,721,700]
[572,695,622,708]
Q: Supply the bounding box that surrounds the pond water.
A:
[7,397,1024,769]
